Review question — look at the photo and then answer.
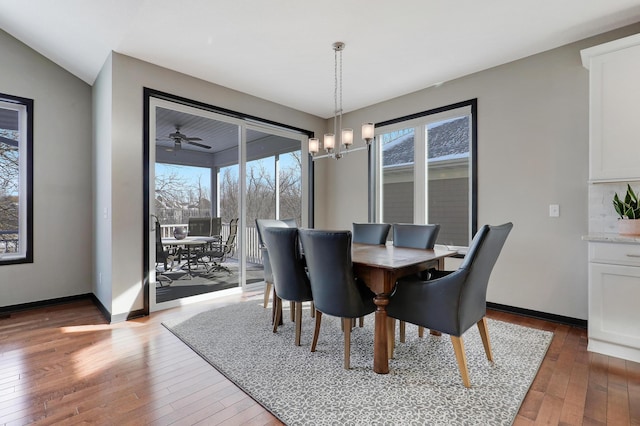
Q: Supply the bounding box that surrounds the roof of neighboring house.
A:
[382,116,469,167]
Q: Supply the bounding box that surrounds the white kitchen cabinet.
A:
[587,241,640,363]
[581,33,640,181]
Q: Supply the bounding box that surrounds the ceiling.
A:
[1,1,640,118]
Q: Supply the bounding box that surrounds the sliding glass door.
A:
[147,96,307,312]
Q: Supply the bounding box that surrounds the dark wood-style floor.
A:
[0,294,638,425]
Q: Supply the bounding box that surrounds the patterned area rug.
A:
[163,301,553,425]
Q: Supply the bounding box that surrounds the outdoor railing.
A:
[160,222,263,265]
[0,230,19,253]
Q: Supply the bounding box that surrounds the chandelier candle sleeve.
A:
[342,128,353,147]
[362,123,375,143]
[309,138,319,155]
[324,133,335,152]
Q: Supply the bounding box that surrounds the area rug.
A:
[162,301,553,425]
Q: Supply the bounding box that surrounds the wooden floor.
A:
[0,295,638,426]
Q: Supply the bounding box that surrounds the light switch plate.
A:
[549,204,560,217]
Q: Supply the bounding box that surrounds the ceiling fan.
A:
[158,126,211,150]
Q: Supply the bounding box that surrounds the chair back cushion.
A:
[392,224,440,249]
[299,229,376,318]
[255,218,297,247]
[154,220,167,263]
[188,217,212,236]
[224,218,239,255]
[211,217,222,237]
[352,223,391,245]
[262,227,312,303]
[457,222,513,330]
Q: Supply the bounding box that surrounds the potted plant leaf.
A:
[613,183,640,235]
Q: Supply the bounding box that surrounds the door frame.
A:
[143,88,314,314]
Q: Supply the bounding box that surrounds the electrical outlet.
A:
[549,204,560,217]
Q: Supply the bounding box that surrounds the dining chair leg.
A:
[399,320,406,343]
[358,316,364,327]
[343,318,351,369]
[294,302,303,346]
[271,289,283,326]
[290,301,295,322]
[310,301,315,318]
[263,281,272,308]
[450,335,471,388]
[476,317,494,362]
[418,326,424,338]
[272,297,282,333]
[311,311,322,352]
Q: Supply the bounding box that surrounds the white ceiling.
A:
[1,0,640,118]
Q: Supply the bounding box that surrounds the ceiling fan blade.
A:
[187,140,211,149]
[184,137,203,141]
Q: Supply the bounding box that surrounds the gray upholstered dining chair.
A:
[299,229,377,369]
[352,222,391,245]
[255,218,297,310]
[392,223,441,342]
[392,223,440,249]
[262,227,313,346]
[386,222,512,387]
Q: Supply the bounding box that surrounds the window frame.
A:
[369,99,477,249]
[0,92,34,265]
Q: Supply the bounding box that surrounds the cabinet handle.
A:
[626,254,640,258]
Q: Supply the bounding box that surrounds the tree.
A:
[0,132,19,234]
[220,167,238,223]
[155,166,211,224]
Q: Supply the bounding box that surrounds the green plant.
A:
[613,184,640,219]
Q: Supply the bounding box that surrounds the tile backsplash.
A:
[589,181,640,233]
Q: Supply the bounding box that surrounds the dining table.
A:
[162,236,218,274]
[351,243,457,374]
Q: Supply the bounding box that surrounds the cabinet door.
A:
[589,44,640,180]
[588,262,640,361]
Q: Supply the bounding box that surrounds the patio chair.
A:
[195,218,238,274]
[154,217,182,285]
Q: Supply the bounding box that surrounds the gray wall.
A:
[4,20,640,321]
[0,29,93,307]
[317,23,640,320]
[94,53,326,319]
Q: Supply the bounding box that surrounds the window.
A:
[0,93,33,264]
[373,99,476,249]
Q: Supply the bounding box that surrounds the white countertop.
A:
[583,233,640,243]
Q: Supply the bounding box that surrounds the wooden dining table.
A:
[351,243,457,374]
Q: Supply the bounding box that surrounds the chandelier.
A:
[309,42,375,160]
